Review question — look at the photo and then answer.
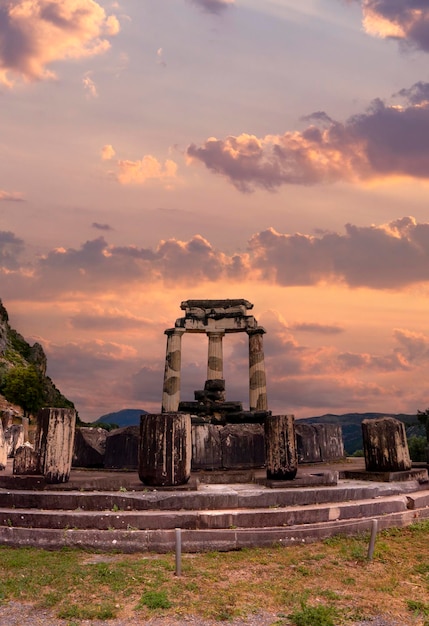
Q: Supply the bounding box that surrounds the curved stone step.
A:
[0,480,421,512]
[1,504,429,553]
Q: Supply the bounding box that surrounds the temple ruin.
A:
[161,299,269,423]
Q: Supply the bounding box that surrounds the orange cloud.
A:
[187,85,429,191]
[358,1,429,52]
[0,0,120,86]
[116,155,178,186]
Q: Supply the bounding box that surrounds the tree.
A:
[2,365,45,418]
[416,408,429,463]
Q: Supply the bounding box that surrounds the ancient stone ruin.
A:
[162,299,269,422]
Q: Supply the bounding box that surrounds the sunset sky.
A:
[2,0,429,421]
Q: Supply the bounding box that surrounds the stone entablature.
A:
[176,299,259,333]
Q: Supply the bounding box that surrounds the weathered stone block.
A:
[296,423,321,463]
[220,424,265,469]
[265,414,297,480]
[4,424,24,458]
[362,417,411,472]
[192,424,222,470]
[313,424,345,461]
[36,408,76,483]
[104,426,139,469]
[0,419,6,470]
[73,427,107,468]
[139,413,192,486]
[13,442,39,475]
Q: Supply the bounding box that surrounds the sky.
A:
[2,0,429,421]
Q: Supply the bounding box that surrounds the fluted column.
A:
[206,331,225,380]
[162,328,185,413]
[248,327,268,411]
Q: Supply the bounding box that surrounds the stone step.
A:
[1,503,429,553]
[0,481,421,512]
[0,494,414,531]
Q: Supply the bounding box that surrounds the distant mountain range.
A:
[91,409,423,454]
[93,408,148,429]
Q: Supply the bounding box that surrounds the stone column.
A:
[265,414,297,480]
[248,327,268,411]
[207,331,225,380]
[362,417,411,472]
[139,412,192,486]
[162,328,185,413]
[36,408,76,483]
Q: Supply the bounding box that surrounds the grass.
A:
[0,521,428,623]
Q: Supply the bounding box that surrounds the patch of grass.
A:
[137,590,172,610]
[1,520,429,623]
[288,602,338,626]
[407,599,429,617]
[57,602,117,620]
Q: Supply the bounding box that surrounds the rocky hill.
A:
[0,299,74,419]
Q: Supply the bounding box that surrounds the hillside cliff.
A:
[0,299,74,418]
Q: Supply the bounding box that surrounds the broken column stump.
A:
[362,417,411,472]
[36,408,76,483]
[0,419,6,470]
[139,413,191,486]
[265,414,298,480]
[13,442,39,475]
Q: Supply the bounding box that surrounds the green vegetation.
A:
[1,365,45,417]
[0,521,428,623]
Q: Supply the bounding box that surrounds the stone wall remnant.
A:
[73,427,107,468]
[104,426,139,469]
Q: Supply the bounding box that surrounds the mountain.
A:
[299,412,423,454]
[93,408,148,428]
[0,299,74,418]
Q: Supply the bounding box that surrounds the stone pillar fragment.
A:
[0,419,6,470]
[362,417,411,472]
[265,414,297,480]
[13,442,39,475]
[139,413,191,486]
[161,328,185,413]
[207,331,225,380]
[36,408,76,483]
[248,327,268,411]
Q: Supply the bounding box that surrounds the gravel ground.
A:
[0,602,414,626]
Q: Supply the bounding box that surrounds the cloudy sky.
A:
[2,0,429,421]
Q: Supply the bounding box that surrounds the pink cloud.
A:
[0,0,119,86]
[357,0,429,52]
[187,84,429,191]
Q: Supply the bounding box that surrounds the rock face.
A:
[139,413,192,486]
[362,417,412,472]
[265,414,297,480]
[72,427,107,468]
[36,408,76,483]
[104,426,139,469]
